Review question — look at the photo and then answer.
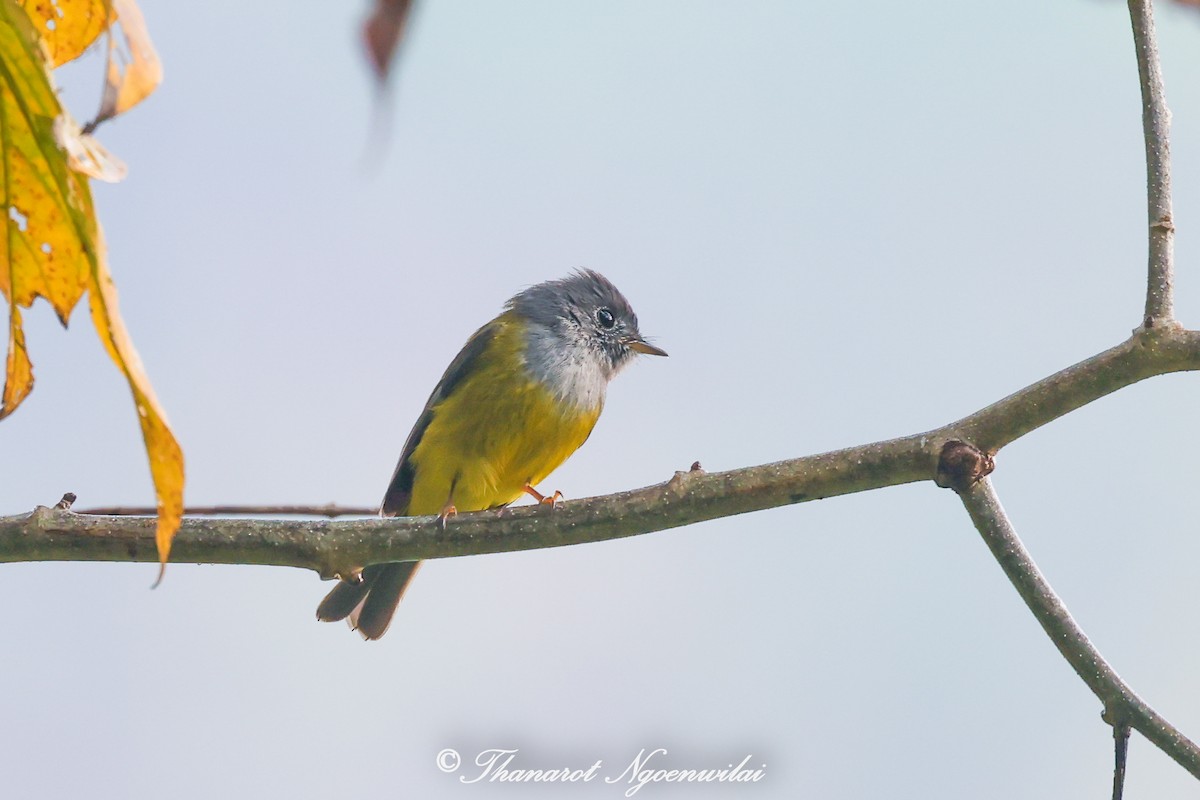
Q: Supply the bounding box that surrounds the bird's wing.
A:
[380,318,503,515]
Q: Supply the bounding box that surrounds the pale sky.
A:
[4,1,1200,798]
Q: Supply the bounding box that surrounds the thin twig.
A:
[75,504,378,518]
[956,477,1200,779]
[1114,721,1131,800]
[1128,0,1175,326]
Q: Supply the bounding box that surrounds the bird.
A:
[316,270,667,639]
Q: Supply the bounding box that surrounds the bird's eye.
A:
[596,308,616,329]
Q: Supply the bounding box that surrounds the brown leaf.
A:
[363,0,414,82]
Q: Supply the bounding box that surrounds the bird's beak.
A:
[627,338,668,357]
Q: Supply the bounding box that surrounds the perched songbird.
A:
[316,270,667,639]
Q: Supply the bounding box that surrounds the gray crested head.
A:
[509,269,666,408]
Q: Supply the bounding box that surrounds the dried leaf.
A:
[87,0,160,132]
[0,0,183,573]
[54,114,126,182]
[363,0,414,82]
[20,0,110,67]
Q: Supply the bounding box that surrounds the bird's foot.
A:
[523,484,564,508]
[437,503,457,530]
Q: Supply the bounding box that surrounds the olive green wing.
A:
[380,318,502,516]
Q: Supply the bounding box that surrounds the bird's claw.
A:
[523,484,564,508]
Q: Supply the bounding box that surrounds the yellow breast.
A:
[403,315,603,516]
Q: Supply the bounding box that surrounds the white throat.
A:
[521,322,611,411]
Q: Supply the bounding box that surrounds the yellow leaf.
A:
[87,229,184,581]
[0,0,184,575]
[2,302,32,413]
[20,0,163,132]
[20,0,110,67]
[89,0,160,131]
[0,0,92,409]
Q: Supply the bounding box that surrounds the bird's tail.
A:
[315,561,422,640]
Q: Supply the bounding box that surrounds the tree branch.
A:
[74,503,379,518]
[956,477,1200,780]
[1128,0,1175,326]
[0,438,934,579]
[4,327,1200,578]
[948,326,1199,452]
